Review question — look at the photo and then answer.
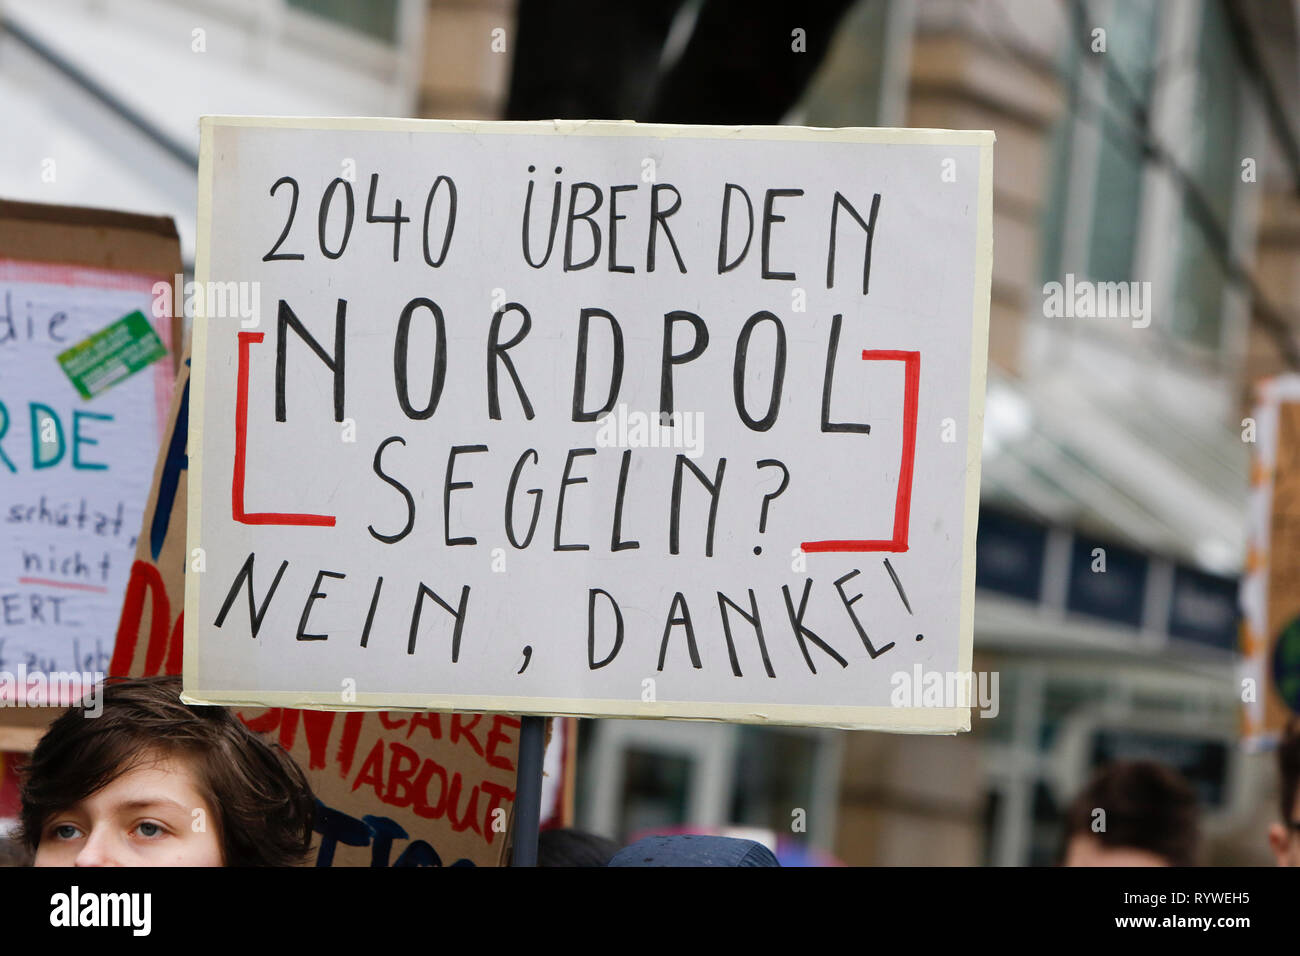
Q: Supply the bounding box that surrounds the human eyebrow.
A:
[113,797,191,814]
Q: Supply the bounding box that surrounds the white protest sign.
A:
[1,260,174,685]
[186,118,992,731]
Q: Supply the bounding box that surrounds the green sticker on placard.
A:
[57,310,167,400]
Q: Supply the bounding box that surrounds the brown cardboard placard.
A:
[0,199,183,316]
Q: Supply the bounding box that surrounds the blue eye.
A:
[135,821,164,838]
[52,824,80,840]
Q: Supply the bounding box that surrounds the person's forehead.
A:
[1071,836,1167,866]
[1066,834,1104,862]
[74,752,206,814]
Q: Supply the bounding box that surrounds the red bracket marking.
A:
[233,331,336,527]
[801,349,919,553]
[18,577,108,594]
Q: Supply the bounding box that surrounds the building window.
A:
[728,727,820,836]
[286,0,400,45]
[1083,0,1159,286]
[618,749,693,838]
[1168,0,1245,349]
[1038,0,1252,355]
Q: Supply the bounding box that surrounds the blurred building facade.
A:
[550,0,1300,866]
[4,0,1298,865]
[846,0,1298,867]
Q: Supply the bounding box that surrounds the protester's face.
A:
[1268,794,1300,867]
[1063,835,1169,867]
[33,751,222,867]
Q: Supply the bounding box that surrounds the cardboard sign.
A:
[0,750,22,825]
[186,118,993,732]
[112,357,523,866]
[0,201,179,695]
[1241,375,1300,745]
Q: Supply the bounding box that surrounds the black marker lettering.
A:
[522,166,562,268]
[782,579,847,673]
[487,303,535,420]
[214,552,289,638]
[718,589,775,678]
[821,313,870,434]
[407,582,469,660]
[368,436,415,544]
[608,184,636,273]
[276,299,346,422]
[717,183,754,273]
[572,307,624,422]
[297,569,345,641]
[827,191,881,295]
[669,455,726,557]
[393,298,447,420]
[733,311,786,432]
[588,588,624,669]
[659,310,709,424]
[444,445,488,546]
[834,568,896,659]
[360,577,383,648]
[554,448,596,551]
[647,184,686,273]
[657,591,702,670]
[610,449,639,552]
[505,449,543,549]
[564,182,602,271]
[761,188,802,280]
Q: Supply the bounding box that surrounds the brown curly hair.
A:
[18,675,315,866]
